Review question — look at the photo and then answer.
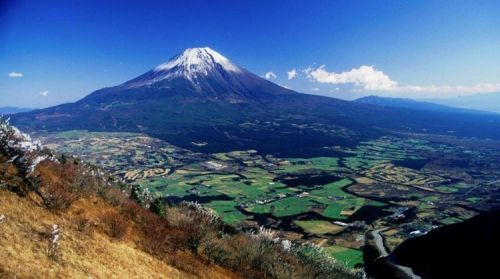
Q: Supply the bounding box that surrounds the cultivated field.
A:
[40,132,500,268]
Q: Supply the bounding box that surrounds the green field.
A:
[204,200,248,224]
[435,186,459,193]
[466,197,481,203]
[323,245,364,268]
[42,131,492,270]
[247,196,317,217]
[308,178,373,219]
[294,220,344,235]
[277,157,340,173]
[439,216,463,225]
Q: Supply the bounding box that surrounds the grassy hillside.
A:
[0,117,363,279]
[0,189,233,279]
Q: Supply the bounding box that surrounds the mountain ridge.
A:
[424,92,500,114]
[355,95,493,114]
[0,107,34,114]
[10,48,500,156]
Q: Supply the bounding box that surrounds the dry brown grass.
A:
[102,187,128,206]
[33,160,79,209]
[98,210,129,240]
[0,154,23,190]
[0,189,239,279]
[74,215,96,236]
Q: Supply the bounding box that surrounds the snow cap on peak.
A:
[154,47,241,74]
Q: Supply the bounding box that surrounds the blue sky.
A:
[1,0,500,108]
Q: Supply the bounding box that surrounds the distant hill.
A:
[425,92,500,114]
[391,210,500,279]
[354,95,490,114]
[0,107,34,114]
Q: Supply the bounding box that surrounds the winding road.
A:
[370,228,422,279]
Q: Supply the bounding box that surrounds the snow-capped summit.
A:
[118,47,294,100]
[122,47,244,89]
[154,47,242,74]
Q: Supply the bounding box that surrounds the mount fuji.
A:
[87,47,294,104]
[11,48,500,156]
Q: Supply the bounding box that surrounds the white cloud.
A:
[39,90,48,97]
[264,71,277,79]
[305,65,500,95]
[309,87,320,91]
[8,72,23,78]
[305,65,397,90]
[287,69,297,80]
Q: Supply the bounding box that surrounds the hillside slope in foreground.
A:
[0,117,362,279]
[0,190,234,279]
[0,120,236,279]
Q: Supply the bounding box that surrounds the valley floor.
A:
[39,131,500,270]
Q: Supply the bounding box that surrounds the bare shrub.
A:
[40,182,77,210]
[199,236,241,268]
[34,160,80,210]
[76,166,115,198]
[135,205,161,226]
[121,200,143,220]
[102,187,128,207]
[141,223,173,256]
[140,216,190,256]
[199,234,286,278]
[122,200,213,257]
[99,211,128,240]
[199,232,354,279]
[166,202,224,251]
[74,216,96,236]
[114,199,181,256]
[166,251,205,276]
[0,159,23,191]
